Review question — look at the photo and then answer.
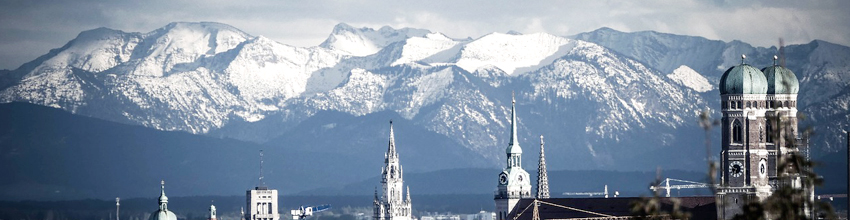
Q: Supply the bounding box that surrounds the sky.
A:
[0,0,848,70]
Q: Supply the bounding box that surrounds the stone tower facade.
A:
[495,95,533,220]
[716,56,803,219]
[374,121,413,220]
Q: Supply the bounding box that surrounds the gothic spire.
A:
[387,120,398,162]
[537,135,550,199]
[406,186,411,202]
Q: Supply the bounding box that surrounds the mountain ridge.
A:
[1,22,848,174]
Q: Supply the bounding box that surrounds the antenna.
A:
[259,150,266,187]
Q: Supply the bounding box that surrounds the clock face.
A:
[758,158,767,177]
[517,175,523,182]
[729,161,744,178]
[499,173,508,184]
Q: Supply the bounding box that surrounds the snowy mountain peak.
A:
[319,23,431,56]
[666,65,713,92]
[455,32,575,75]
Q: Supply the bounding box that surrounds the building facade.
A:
[715,55,808,219]
[246,187,280,220]
[495,95,533,220]
[374,121,413,220]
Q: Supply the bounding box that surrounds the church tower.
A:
[374,121,413,220]
[149,180,178,220]
[715,55,802,219]
[495,95,532,220]
[536,135,550,199]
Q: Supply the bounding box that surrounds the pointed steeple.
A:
[387,120,398,162]
[506,93,523,168]
[508,92,519,149]
[507,93,522,154]
[406,186,411,202]
[536,135,550,199]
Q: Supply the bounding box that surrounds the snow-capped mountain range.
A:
[2,22,848,171]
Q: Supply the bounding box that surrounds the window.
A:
[732,120,742,144]
[746,102,751,108]
[765,119,773,143]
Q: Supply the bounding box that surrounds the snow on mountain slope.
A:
[455,33,575,75]
[527,41,704,133]
[391,33,461,66]
[4,22,849,171]
[319,23,430,56]
[123,22,252,77]
[37,28,142,74]
[666,65,712,92]
[303,68,389,115]
[222,36,345,111]
[1,22,351,134]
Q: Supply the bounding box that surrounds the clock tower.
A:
[495,95,532,220]
[716,55,801,219]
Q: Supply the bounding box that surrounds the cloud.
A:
[0,0,847,70]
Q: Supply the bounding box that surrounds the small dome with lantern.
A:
[149,180,178,220]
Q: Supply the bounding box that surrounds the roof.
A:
[508,197,716,220]
[761,65,799,94]
[719,64,768,95]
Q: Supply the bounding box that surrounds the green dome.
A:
[761,65,799,94]
[720,64,768,95]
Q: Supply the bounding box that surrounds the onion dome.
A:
[149,180,178,220]
[761,56,799,94]
[720,55,768,95]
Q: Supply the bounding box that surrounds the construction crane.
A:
[562,185,618,198]
[649,178,715,197]
[290,204,331,220]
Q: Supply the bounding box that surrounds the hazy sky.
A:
[1,0,848,70]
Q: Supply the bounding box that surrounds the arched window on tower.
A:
[766,119,773,143]
[732,119,742,144]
